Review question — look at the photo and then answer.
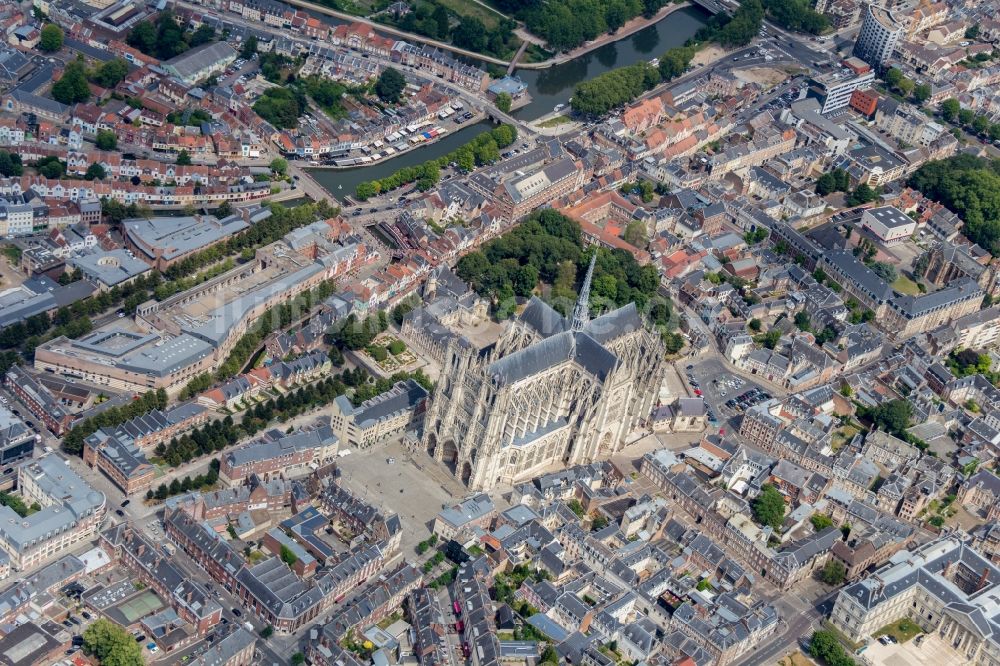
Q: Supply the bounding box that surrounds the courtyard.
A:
[860,630,968,666]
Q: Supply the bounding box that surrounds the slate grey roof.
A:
[163,41,236,82]
[489,330,617,386]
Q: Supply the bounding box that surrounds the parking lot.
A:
[685,358,775,430]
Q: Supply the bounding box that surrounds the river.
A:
[309,5,709,199]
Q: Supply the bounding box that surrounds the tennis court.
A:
[114,591,164,624]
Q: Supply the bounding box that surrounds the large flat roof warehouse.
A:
[163,41,237,83]
[124,215,250,265]
[55,328,215,377]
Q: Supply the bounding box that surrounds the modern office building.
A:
[853,3,903,67]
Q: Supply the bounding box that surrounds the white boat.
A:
[554,103,565,112]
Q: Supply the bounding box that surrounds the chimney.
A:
[978,567,990,592]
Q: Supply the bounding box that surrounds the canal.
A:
[513,5,710,119]
[308,5,709,199]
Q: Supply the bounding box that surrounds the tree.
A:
[794,310,811,331]
[432,4,451,38]
[809,630,856,666]
[897,77,914,98]
[869,261,897,283]
[83,619,144,666]
[39,24,64,52]
[92,59,129,88]
[292,654,306,666]
[864,399,912,437]
[51,61,90,105]
[84,163,107,181]
[623,219,647,247]
[811,513,833,531]
[190,23,216,47]
[913,83,932,104]
[0,151,23,177]
[253,87,303,129]
[751,484,785,530]
[240,35,258,59]
[269,157,288,176]
[971,114,990,136]
[375,67,406,104]
[941,97,961,123]
[816,168,850,196]
[280,544,298,566]
[95,129,117,151]
[176,150,192,166]
[36,156,65,179]
[451,16,488,52]
[748,318,762,332]
[884,67,903,89]
[495,91,512,113]
[846,183,877,206]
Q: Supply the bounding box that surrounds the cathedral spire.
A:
[571,253,597,331]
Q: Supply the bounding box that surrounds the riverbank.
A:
[518,2,693,69]
[299,111,490,171]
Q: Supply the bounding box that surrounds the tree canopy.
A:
[83,619,144,666]
[252,87,305,129]
[751,484,785,530]
[375,67,407,104]
[908,154,1000,255]
[39,24,64,52]
[455,208,664,321]
[52,61,90,105]
[571,45,695,116]
[809,630,856,666]
[126,10,198,60]
[693,0,764,48]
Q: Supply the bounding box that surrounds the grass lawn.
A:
[873,618,923,644]
[537,115,572,128]
[891,275,921,295]
[830,424,860,451]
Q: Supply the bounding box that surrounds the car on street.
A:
[232,608,242,617]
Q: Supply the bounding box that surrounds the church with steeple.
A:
[421,256,667,491]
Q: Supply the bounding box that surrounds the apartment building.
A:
[219,420,339,485]
[329,379,428,449]
[853,3,903,67]
[493,158,585,222]
[0,456,106,571]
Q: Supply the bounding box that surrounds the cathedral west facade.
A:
[422,258,667,491]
